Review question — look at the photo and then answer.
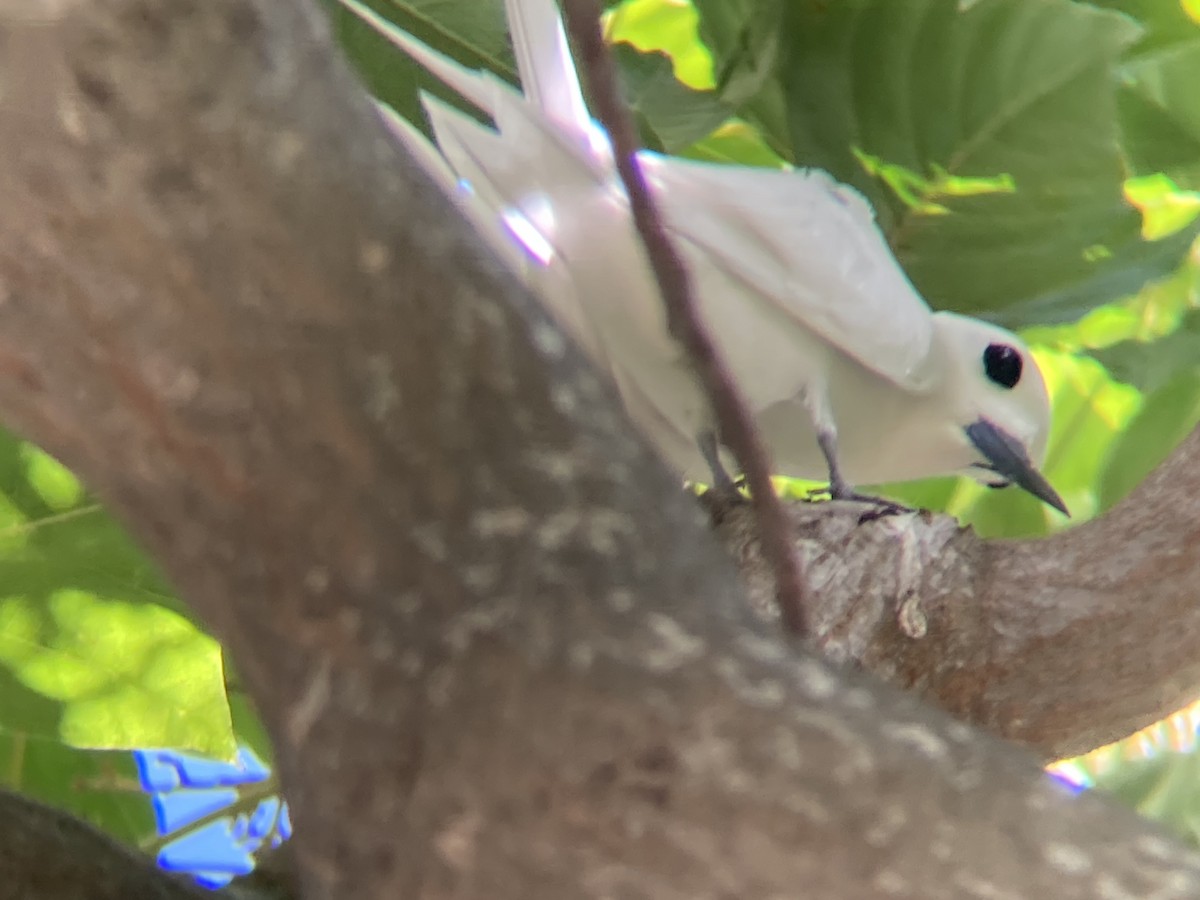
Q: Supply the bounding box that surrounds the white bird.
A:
[339,0,1068,515]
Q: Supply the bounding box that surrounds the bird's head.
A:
[932,312,1067,516]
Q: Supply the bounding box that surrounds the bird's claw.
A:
[696,479,750,524]
[806,482,912,523]
[703,480,748,505]
[855,501,912,524]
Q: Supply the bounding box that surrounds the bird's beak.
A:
[964,419,1069,516]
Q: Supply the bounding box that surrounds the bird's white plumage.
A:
[645,158,936,389]
[504,0,591,140]
[340,0,1063,512]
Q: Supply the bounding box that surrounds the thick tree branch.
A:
[714,424,1200,760]
[2,2,1200,899]
[0,788,213,900]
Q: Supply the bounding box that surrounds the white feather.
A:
[645,156,936,389]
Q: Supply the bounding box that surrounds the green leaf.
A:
[1031,350,1142,522]
[612,43,731,152]
[335,0,727,152]
[1093,749,1200,848]
[1099,372,1200,509]
[0,430,234,757]
[0,737,155,847]
[229,690,276,769]
[0,590,233,756]
[1125,175,1200,240]
[606,0,716,89]
[691,0,781,101]
[1025,243,1199,353]
[1098,0,1200,190]
[20,446,85,511]
[1121,48,1200,189]
[330,0,512,133]
[1119,82,1200,191]
[774,0,1200,327]
[691,0,789,155]
[682,118,787,168]
[1092,307,1200,394]
[1084,0,1199,54]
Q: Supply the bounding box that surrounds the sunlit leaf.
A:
[0,591,233,756]
[1099,372,1200,508]
[20,446,84,512]
[681,119,786,167]
[606,0,716,89]
[852,150,1017,216]
[1125,175,1200,239]
[1092,751,1200,848]
[772,0,1200,327]
[1025,241,1199,361]
[0,431,234,758]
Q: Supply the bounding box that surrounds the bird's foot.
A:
[702,478,747,505]
[696,477,749,523]
[806,481,912,523]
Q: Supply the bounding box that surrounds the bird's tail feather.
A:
[337,0,605,191]
[338,0,503,115]
[504,0,590,138]
[377,96,618,375]
[374,101,532,277]
[339,0,590,138]
[339,0,624,378]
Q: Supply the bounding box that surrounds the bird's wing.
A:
[645,156,938,391]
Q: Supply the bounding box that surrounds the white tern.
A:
[339,0,1068,516]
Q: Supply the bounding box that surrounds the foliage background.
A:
[0,0,1198,876]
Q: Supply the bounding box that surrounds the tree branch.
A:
[1,1,1200,898]
[0,789,213,900]
[712,422,1200,760]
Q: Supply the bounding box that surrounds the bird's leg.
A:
[698,431,742,500]
[814,428,853,501]
[801,387,910,519]
[813,428,911,519]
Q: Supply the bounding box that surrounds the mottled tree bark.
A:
[0,789,213,900]
[2,2,1200,899]
[714,425,1200,760]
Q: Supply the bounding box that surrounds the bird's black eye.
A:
[983,343,1022,389]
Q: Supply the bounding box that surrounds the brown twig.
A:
[559,0,810,636]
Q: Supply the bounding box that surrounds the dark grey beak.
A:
[965,419,1069,516]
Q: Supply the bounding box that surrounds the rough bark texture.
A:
[713,426,1200,760]
[0,789,213,900]
[1,1,1200,899]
